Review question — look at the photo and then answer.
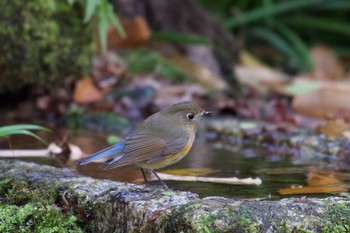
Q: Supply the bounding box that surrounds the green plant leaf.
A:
[224,0,324,29]
[0,124,51,135]
[282,79,322,96]
[0,124,51,144]
[275,23,313,71]
[84,0,100,23]
[3,130,48,144]
[98,1,109,52]
[249,27,298,60]
[106,4,125,38]
[262,0,274,26]
[282,15,350,37]
[315,0,350,11]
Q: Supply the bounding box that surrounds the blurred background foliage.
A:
[198,0,350,73]
[1,0,350,129]
[0,0,93,93]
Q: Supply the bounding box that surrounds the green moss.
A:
[0,203,82,233]
[279,221,294,233]
[193,212,217,233]
[0,0,93,93]
[0,178,58,206]
[0,176,83,232]
[320,202,350,233]
[235,216,260,233]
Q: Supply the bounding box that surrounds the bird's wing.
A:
[101,132,188,169]
[76,140,125,165]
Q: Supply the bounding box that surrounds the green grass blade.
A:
[315,0,350,11]
[0,124,51,134]
[275,23,313,71]
[0,129,47,144]
[224,0,324,29]
[263,0,274,26]
[0,124,50,144]
[282,15,350,37]
[11,130,47,144]
[249,27,298,59]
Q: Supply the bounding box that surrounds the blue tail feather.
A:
[77,140,125,165]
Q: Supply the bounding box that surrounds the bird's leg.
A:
[150,170,168,189]
[140,168,149,186]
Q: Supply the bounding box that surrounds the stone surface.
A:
[0,159,350,232]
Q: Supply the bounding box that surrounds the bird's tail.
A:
[76,140,125,165]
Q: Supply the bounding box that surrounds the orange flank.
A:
[136,135,194,170]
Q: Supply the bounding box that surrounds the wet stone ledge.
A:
[0,160,350,232]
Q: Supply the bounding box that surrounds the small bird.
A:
[77,101,210,188]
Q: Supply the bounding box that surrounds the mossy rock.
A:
[1,160,350,232]
[0,204,82,233]
[0,0,93,93]
[0,177,83,232]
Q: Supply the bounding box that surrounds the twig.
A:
[153,172,262,185]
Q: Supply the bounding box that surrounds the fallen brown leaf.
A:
[310,45,345,80]
[278,172,348,195]
[169,53,228,91]
[316,119,349,139]
[278,185,346,195]
[73,77,103,104]
[107,16,150,49]
[292,84,350,122]
[236,65,289,93]
[306,172,341,186]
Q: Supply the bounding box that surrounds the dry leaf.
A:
[316,120,349,139]
[278,172,347,195]
[73,77,103,104]
[240,51,264,67]
[310,45,345,80]
[108,16,150,49]
[235,65,289,93]
[306,172,341,186]
[169,53,228,91]
[278,186,346,195]
[292,84,350,122]
[236,51,289,93]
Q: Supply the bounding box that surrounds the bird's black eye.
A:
[186,113,195,120]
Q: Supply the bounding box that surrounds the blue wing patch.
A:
[77,140,125,165]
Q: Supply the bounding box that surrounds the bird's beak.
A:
[201,111,211,116]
